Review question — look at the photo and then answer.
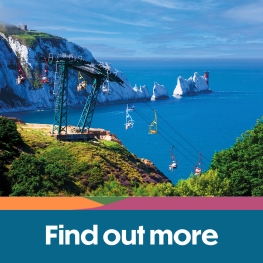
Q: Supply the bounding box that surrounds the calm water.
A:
[2,58,263,183]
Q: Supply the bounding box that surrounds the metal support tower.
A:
[52,62,68,134]
[40,54,124,134]
[77,77,103,133]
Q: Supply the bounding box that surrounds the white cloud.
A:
[97,14,155,27]
[245,39,263,44]
[68,36,137,45]
[34,26,120,35]
[141,0,216,10]
[224,0,263,24]
[141,0,181,9]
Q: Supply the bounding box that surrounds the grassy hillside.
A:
[0,117,170,196]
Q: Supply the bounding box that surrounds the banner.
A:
[0,197,262,263]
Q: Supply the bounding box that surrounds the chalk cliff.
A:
[0,24,151,112]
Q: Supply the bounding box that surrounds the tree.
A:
[0,117,23,195]
[211,118,263,196]
[0,160,10,196]
[0,117,22,154]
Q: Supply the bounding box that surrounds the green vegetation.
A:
[0,117,22,162]
[0,117,23,195]
[91,170,230,197]
[0,117,169,196]
[173,170,230,196]
[11,34,36,48]
[210,118,263,196]
[0,23,62,48]
[0,117,262,196]
[10,31,62,48]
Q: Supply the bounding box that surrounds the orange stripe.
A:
[0,197,103,210]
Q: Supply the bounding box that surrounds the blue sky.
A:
[1,0,263,59]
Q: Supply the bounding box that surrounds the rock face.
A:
[151,81,169,100]
[173,72,212,96]
[0,24,151,112]
[133,84,151,100]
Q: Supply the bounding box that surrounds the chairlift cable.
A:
[134,106,209,167]
[133,109,196,166]
[144,101,210,163]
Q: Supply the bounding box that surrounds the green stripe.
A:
[84,197,128,205]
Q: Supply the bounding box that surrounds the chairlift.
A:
[149,110,158,134]
[168,146,178,172]
[40,58,50,84]
[125,104,135,130]
[194,152,202,175]
[101,69,110,94]
[77,71,87,92]
[16,59,26,85]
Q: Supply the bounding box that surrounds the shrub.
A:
[9,154,44,196]
[90,178,129,196]
[173,170,230,196]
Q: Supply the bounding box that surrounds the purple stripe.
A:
[90,197,263,210]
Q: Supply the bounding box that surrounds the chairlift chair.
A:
[125,104,135,130]
[101,69,110,94]
[168,146,178,172]
[194,167,202,175]
[77,71,87,92]
[16,59,26,85]
[40,58,50,84]
[194,152,202,175]
[149,110,158,134]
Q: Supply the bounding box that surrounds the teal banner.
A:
[0,211,262,263]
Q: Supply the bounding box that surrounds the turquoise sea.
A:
[2,58,263,183]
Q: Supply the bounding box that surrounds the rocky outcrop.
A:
[173,72,212,96]
[151,81,169,100]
